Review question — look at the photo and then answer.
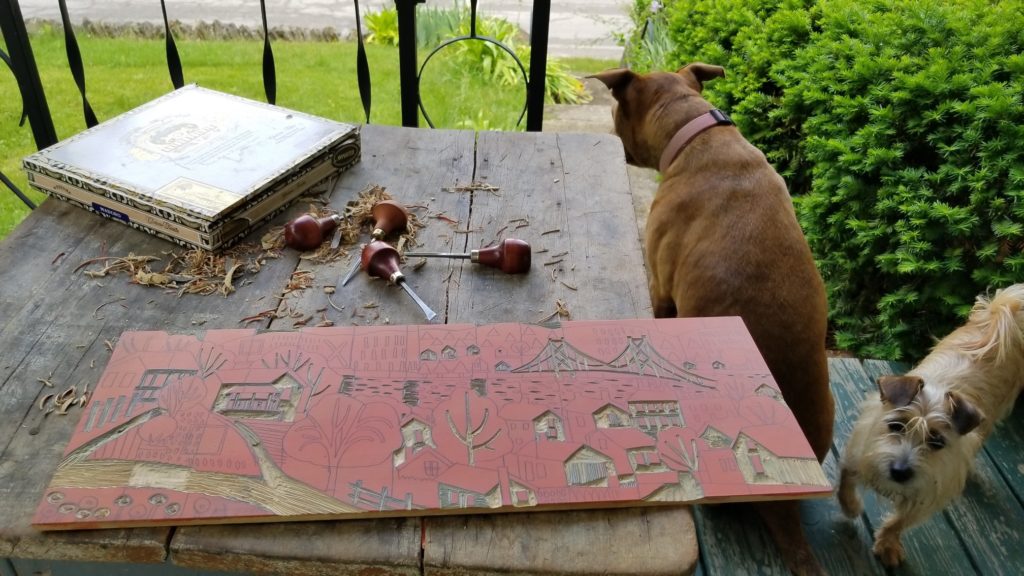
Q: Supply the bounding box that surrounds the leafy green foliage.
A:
[363,9,399,46]
[627,0,1024,360]
[622,1,677,72]
[789,0,1024,360]
[363,3,591,125]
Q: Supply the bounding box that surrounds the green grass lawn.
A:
[1,27,613,239]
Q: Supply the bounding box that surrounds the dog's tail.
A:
[962,283,1024,363]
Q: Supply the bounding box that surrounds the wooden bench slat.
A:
[423,508,698,576]
[944,451,1024,572]
[171,519,423,576]
[979,397,1024,504]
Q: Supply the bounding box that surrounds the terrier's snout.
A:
[889,462,914,483]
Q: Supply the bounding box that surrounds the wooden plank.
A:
[942,451,1024,573]
[857,359,909,382]
[0,199,239,557]
[692,503,788,576]
[692,457,881,575]
[447,130,651,323]
[10,557,242,576]
[423,130,697,576]
[169,125,466,573]
[0,201,103,334]
[423,507,698,576]
[278,125,476,328]
[980,396,1024,503]
[0,138,315,562]
[830,359,978,574]
[171,519,422,576]
[815,359,893,575]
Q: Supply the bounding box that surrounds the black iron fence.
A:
[0,0,551,207]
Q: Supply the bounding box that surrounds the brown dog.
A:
[593,64,834,575]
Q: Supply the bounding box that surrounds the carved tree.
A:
[140,371,206,445]
[436,390,510,466]
[658,428,700,473]
[194,346,228,379]
[283,395,400,493]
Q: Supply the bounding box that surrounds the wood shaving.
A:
[342,184,424,252]
[240,309,278,326]
[38,394,55,410]
[444,182,501,196]
[538,300,571,323]
[93,296,127,319]
[326,293,345,312]
[56,397,76,415]
[285,270,315,293]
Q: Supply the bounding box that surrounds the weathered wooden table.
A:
[0,125,699,576]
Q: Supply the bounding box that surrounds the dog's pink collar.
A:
[658,109,734,174]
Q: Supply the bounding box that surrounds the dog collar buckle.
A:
[658,109,735,174]
[709,109,732,124]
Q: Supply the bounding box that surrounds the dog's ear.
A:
[589,68,636,95]
[676,63,726,92]
[946,391,985,435]
[876,375,923,407]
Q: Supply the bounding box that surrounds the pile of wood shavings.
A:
[74,184,424,298]
[76,237,282,297]
[342,184,423,254]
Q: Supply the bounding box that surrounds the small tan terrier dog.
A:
[837,283,1024,566]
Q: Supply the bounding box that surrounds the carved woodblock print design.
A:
[34,317,831,530]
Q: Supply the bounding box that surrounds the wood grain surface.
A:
[0,125,700,575]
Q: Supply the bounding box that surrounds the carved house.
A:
[437,464,501,509]
[733,426,829,487]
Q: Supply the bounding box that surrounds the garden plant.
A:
[625,0,1024,360]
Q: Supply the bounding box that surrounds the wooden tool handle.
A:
[283,214,339,251]
[361,240,437,320]
[370,200,409,239]
[361,240,403,283]
[474,239,532,274]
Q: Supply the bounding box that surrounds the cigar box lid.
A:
[23,85,360,225]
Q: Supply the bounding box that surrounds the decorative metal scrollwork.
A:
[416,0,529,129]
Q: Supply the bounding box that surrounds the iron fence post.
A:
[395,0,424,128]
[526,0,550,132]
[0,0,57,149]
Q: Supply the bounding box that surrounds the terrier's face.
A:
[854,375,984,503]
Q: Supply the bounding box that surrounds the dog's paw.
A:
[872,536,906,567]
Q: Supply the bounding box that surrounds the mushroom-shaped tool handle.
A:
[361,241,437,321]
[405,238,532,275]
[472,239,532,274]
[370,200,409,239]
[283,214,340,251]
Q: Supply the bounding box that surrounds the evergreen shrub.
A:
[787,0,1024,359]
[626,0,1024,360]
